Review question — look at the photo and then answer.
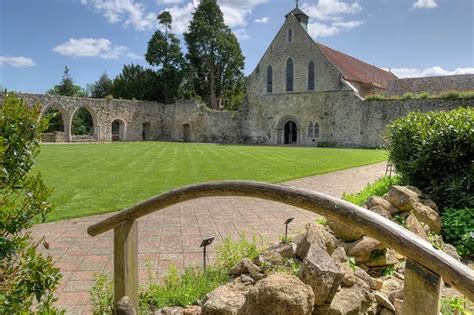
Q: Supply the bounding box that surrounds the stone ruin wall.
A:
[1,92,472,147]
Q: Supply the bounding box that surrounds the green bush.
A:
[442,208,474,258]
[0,93,62,313]
[386,107,474,210]
[215,234,265,272]
[342,175,402,206]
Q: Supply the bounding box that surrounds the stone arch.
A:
[70,105,98,141]
[40,103,70,142]
[277,115,300,145]
[111,118,127,141]
[183,123,191,142]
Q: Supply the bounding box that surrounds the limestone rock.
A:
[116,296,136,315]
[366,249,399,267]
[368,206,391,219]
[337,262,356,287]
[331,246,348,263]
[296,222,338,259]
[201,279,251,315]
[380,309,395,315]
[413,203,442,234]
[405,213,428,240]
[327,279,373,315]
[354,266,376,290]
[393,299,404,315]
[374,292,395,311]
[384,186,418,212]
[343,236,385,264]
[245,272,314,315]
[405,186,422,196]
[364,196,399,215]
[154,307,184,315]
[381,277,403,298]
[327,219,364,242]
[231,258,261,278]
[266,242,296,259]
[183,306,202,315]
[299,244,343,305]
[443,243,461,261]
[420,198,439,212]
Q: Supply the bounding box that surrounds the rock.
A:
[266,242,296,259]
[245,272,314,315]
[327,219,364,242]
[381,278,403,298]
[231,258,261,277]
[384,186,418,212]
[326,280,373,315]
[393,299,404,315]
[405,213,428,240]
[405,186,422,196]
[343,236,385,264]
[364,196,399,215]
[413,203,442,234]
[253,251,284,267]
[388,289,403,304]
[366,249,399,267]
[443,243,461,261]
[240,274,256,285]
[299,244,343,305]
[374,292,395,311]
[420,198,439,212]
[116,296,136,315]
[354,267,376,290]
[374,278,384,290]
[296,222,338,259]
[380,309,395,315]
[201,279,251,315]
[183,306,202,315]
[331,247,348,263]
[337,262,356,287]
[368,206,392,219]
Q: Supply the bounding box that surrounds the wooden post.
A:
[114,220,138,313]
[403,259,441,315]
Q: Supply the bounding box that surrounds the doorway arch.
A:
[40,104,69,142]
[284,120,298,144]
[70,106,97,141]
[111,119,126,141]
[183,124,191,142]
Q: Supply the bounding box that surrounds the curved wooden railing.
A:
[87,181,474,314]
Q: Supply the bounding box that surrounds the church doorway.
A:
[183,124,191,142]
[284,120,298,144]
[142,122,151,140]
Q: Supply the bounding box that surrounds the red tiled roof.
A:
[316,43,397,89]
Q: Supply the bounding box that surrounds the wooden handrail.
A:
[87,181,474,301]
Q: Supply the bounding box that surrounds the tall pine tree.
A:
[46,66,86,97]
[184,0,245,110]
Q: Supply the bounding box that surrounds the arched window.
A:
[308,61,315,90]
[267,65,273,93]
[314,122,320,138]
[307,122,314,138]
[288,28,293,42]
[286,58,294,92]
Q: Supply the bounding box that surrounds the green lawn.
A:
[35,142,387,221]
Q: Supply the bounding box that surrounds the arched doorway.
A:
[142,122,151,141]
[284,120,298,144]
[183,124,191,142]
[112,119,126,141]
[71,107,96,141]
[41,106,67,142]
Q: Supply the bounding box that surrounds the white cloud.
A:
[390,67,474,78]
[80,0,157,31]
[413,0,437,9]
[53,38,142,60]
[301,0,364,38]
[0,56,36,67]
[254,16,269,24]
[234,28,250,40]
[157,0,182,4]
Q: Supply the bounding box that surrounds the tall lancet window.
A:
[288,28,293,42]
[267,65,273,93]
[286,58,294,92]
[308,61,315,90]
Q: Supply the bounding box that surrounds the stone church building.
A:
[3,6,473,147]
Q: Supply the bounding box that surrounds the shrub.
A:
[215,234,265,272]
[364,94,386,101]
[441,296,471,315]
[0,93,62,313]
[442,208,474,258]
[90,273,114,314]
[385,107,474,210]
[342,175,402,206]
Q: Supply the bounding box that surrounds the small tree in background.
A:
[184,0,245,110]
[47,66,86,97]
[0,93,62,313]
[113,64,159,101]
[89,72,114,99]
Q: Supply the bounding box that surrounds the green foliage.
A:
[46,66,86,97]
[347,256,356,272]
[364,90,474,101]
[382,265,394,276]
[441,296,472,315]
[392,214,407,228]
[427,232,446,251]
[315,217,328,226]
[184,0,245,110]
[342,175,401,206]
[442,208,474,257]
[89,273,114,315]
[44,108,64,133]
[364,94,386,101]
[71,107,94,135]
[0,93,62,313]
[89,72,114,99]
[215,234,265,272]
[386,107,474,209]
[113,64,160,101]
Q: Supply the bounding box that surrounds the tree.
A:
[112,64,159,101]
[146,11,185,104]
[89,72,114,99]
[184,0,245,110]
[0,93,62,313]
[46,66,86,97]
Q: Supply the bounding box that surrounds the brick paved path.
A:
[31,162,386,314]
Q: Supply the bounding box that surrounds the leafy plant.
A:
[441,296,472,315]
[442,208,474,257]
[0,93,63,313]
[215,234,265,272]
[386,108,474,210]
[89,273,114,315]
[427,232,446,251]
[392,214,408,228]
[315,217,328,226]
[347,256,357,272]
[382,265,394,276]
[343,175,401,206]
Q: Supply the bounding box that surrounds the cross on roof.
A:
[296,0,299,8]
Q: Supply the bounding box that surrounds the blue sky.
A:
[1,0,473,94]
